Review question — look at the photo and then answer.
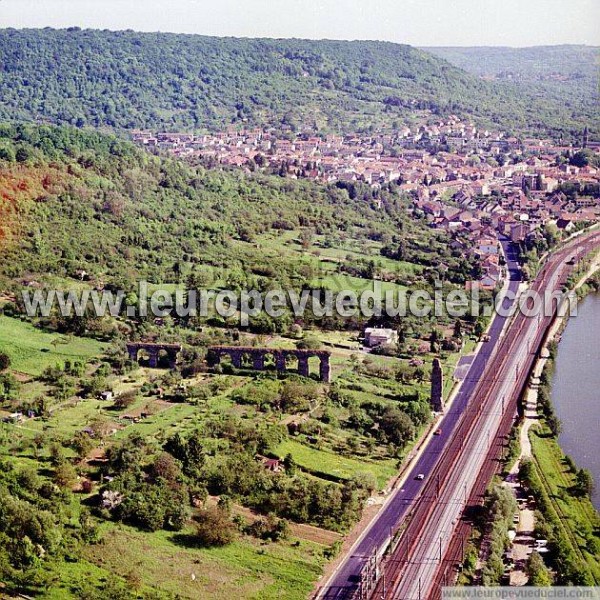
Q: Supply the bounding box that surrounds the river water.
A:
[550,292,600,510]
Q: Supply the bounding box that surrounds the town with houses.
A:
[132,118,600,291]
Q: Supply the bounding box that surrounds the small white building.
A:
[364,328,398,348]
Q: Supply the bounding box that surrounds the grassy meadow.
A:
[0,315,107,376]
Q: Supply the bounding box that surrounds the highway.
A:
[318,239,523,600]
[377,230,600,599]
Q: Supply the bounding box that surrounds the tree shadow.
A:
[168,532,204,549]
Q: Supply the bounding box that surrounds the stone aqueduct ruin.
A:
[207,346,331,382]
[126,342,444,400]
[126,343,443,401]
[126,342,331,382]
[126,342,182,369]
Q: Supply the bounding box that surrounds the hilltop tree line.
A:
[0,29,594,137]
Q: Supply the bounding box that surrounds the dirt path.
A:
[205,496,342,546]
[510,507,535,586]
[497,334,544,586]
[11,371,33,383]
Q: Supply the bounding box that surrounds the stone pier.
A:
[430,357,444,412]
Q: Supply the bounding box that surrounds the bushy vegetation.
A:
[0,302,464,596]
[481,485,518,585]
[157,417,370,531]
[0,123,479,344]
[0,122,487,597]
[0,458,99,595]
[0,123,458,283]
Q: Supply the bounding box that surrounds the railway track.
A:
[369,231,600,600]
[432,234,600,595]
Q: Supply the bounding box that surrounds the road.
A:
[318,240,523,600]
[381,230,600,599]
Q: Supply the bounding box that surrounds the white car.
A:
[416,473,425,481]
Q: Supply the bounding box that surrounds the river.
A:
[550,291,600,510]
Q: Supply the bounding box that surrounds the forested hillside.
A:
[425,45,598,82]
[426,45,599,135]
[0,29,594,137]
[0,124,472,295]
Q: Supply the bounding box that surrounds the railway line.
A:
[317,240,524,600]
[430,232,600,595]
[373,230,600,599]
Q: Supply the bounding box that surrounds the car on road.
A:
[434,428,442,435]
[415,473,425,480]
[513,513,520,524]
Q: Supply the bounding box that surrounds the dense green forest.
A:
[426,45,599,138]
[0,29,595,137]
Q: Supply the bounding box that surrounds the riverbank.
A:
[518,249,600,584]
[454,243,600,586]
[550,290,600,510]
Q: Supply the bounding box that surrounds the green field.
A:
[43,522,325,600]
[275,438,397,488]
[0,315,107,375]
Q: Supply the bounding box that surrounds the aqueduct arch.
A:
[207,346,331,382]
[126,342,182,369]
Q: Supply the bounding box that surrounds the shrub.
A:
[246,515,289,541]
[113,389,138,409]
[194,506,236,546]
[0,352,10,371]
[295,336,322,350]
